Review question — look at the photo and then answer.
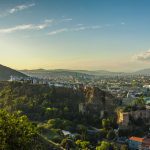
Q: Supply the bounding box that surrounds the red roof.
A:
[129,136,144,142]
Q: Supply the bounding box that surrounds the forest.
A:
[0,81,128,150]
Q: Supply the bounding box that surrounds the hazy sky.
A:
[1,0,150,72]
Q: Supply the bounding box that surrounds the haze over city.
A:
[1,0,150,72]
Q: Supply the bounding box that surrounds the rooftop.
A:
[129,136,144,142]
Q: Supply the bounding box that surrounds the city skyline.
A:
[1,0,150,71]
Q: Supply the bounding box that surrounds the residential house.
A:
[128,137,150,150]
[142,138,150,150]
[128,136,144,150]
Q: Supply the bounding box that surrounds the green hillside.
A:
[0,109,64,150]
[0,64,27,81]
[0,81,118,149]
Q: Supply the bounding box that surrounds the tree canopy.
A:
[0,110,37,150]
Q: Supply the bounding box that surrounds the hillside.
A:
[0,81,117,123]
[0,109,64,150]
[0,81,118,149]
[133,68,150,75]
[0,64,27,81]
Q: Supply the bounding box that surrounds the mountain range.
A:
[20,69,124,75]
[133,68,150,75]
[1,64,150,81]
[20,68,150,78]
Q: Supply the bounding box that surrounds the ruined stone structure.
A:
[78,86,117,116]
[117,108,150,128]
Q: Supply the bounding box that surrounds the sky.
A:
[1,0,150,72]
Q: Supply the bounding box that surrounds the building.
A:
[9,75,22,82]
[128,137,150,150]
[117,111,129,127]
[128,136,144,150]
[117,108,150,128]
[61,130,78,139]
[142,138,150,150]
[143,85,150,89]
[144,97,150,105]
[32,78,38,84]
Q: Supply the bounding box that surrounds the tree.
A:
[0,110,37,150]
[120,145,128,150]
[99,129,107,139]
[106,130,116,140]
[96,141,111,150]
[102,119,111,129]
[75,140,90,149]
[61,138,75,149]
[77,124,87,140]
[133,97,145,106]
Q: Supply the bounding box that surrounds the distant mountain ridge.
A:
[20,69,94,79]
[20,69,125,77]
[0,64,27,81]
[20,68,150,78]
[0,65,149,81]
[133,68,150,75]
